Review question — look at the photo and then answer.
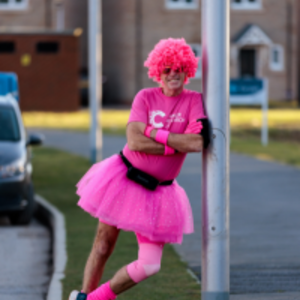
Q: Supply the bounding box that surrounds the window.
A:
[166,0,198,10]
[0,41,15,53]
[0,107,20,142]
[0,0,28,10]
[231,0,262,10]
[270,45,284,72]
[36,42,59,54]
[189,44,201,79]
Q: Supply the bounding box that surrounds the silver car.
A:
[0,95,43,225]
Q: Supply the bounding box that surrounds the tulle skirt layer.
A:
[76,154,194,244]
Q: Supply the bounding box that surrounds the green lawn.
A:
[231,133,300,168]
[32,147,201,300]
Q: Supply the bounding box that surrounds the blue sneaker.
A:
[69,291,87,300]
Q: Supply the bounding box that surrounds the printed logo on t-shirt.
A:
[149,110,185,129]
[149,110,166,128]
[166,113,185,129]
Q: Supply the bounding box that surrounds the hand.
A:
[184,120,203,134]
[150,129,158,139]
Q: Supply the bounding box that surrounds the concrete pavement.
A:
[0,217,51,300]
[29,128,300,299]
[176,153,300,297]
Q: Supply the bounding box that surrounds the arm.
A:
[169,132,203,153]
[126,122,165,154]
[150,129,203,153]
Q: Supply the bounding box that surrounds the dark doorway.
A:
[239,49,256,78]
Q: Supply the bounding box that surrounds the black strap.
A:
[120,151,132,169]
[119,151,173,186]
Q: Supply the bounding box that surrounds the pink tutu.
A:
[76,154,194,244]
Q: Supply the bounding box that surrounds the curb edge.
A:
[35,194,67,300]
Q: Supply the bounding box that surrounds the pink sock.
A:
[87,282,117,300]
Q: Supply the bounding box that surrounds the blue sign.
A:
[230,79,263,96]
[230,78,269,145]
[0,72,19,101]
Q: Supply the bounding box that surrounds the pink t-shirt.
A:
[123,87,207,182]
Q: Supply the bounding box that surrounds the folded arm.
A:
[127,122,203,154]
[127,122,165,154]
[168,132,203,153]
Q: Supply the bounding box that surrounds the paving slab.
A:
[28,128,300,299]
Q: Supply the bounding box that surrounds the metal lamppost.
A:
[88,0,102,163]
[201,1,230,299]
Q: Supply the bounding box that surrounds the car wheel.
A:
[9,184,36,225]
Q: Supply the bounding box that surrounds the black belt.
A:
[120,151,174,191]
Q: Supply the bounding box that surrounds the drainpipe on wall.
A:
[135,0,143,93]
[55,0,65,31]
[286,0,293,101]
[297,0,300,107]
[45,0,52,28]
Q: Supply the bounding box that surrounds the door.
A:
[239,49,256,78]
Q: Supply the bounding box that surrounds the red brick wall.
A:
[0,33,79,111]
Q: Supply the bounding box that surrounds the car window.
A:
[0,106,20,141]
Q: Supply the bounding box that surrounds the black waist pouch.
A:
[126,166,159,191]
[120,151,173,191]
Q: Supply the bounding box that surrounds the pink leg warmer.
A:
[87,282,116,300]
[126,233,164,283]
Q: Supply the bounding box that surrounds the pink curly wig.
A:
[144,38,199,84]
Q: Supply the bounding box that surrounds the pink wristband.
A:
[164,145,175,155]
[155,129,170,145]
[144,125,154,138]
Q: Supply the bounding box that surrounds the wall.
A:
[231,0,298,101]
[0,0,49,28]
[0,33,79,111]
[64,0,88,70]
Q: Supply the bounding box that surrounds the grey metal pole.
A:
[201,1,230,300]
[262,79,269,146]
[88,0,103,163]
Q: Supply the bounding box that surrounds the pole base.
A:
[201,292,230,300]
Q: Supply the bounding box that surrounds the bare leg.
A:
[110,266,136,295]
[82,221,120,293]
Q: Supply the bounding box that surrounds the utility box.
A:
[0,30,80,111]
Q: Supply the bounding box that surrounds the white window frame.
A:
[165,0,198,10]
[189,44,201,79]
[231,0,262,10]
[0,0,28,11]
[270,44,284,72]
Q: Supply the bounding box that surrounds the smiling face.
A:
[160,66,186,97]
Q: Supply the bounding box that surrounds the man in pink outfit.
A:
[70,38,209,300]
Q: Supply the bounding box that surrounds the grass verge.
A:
[230,133,300,168]
[32,147,201,300]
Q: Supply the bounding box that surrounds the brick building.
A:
[0,0,68,32]
[230,0,298,102]
[1,0,299,107]
[63,0,299,104]
[0,0,80,111]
